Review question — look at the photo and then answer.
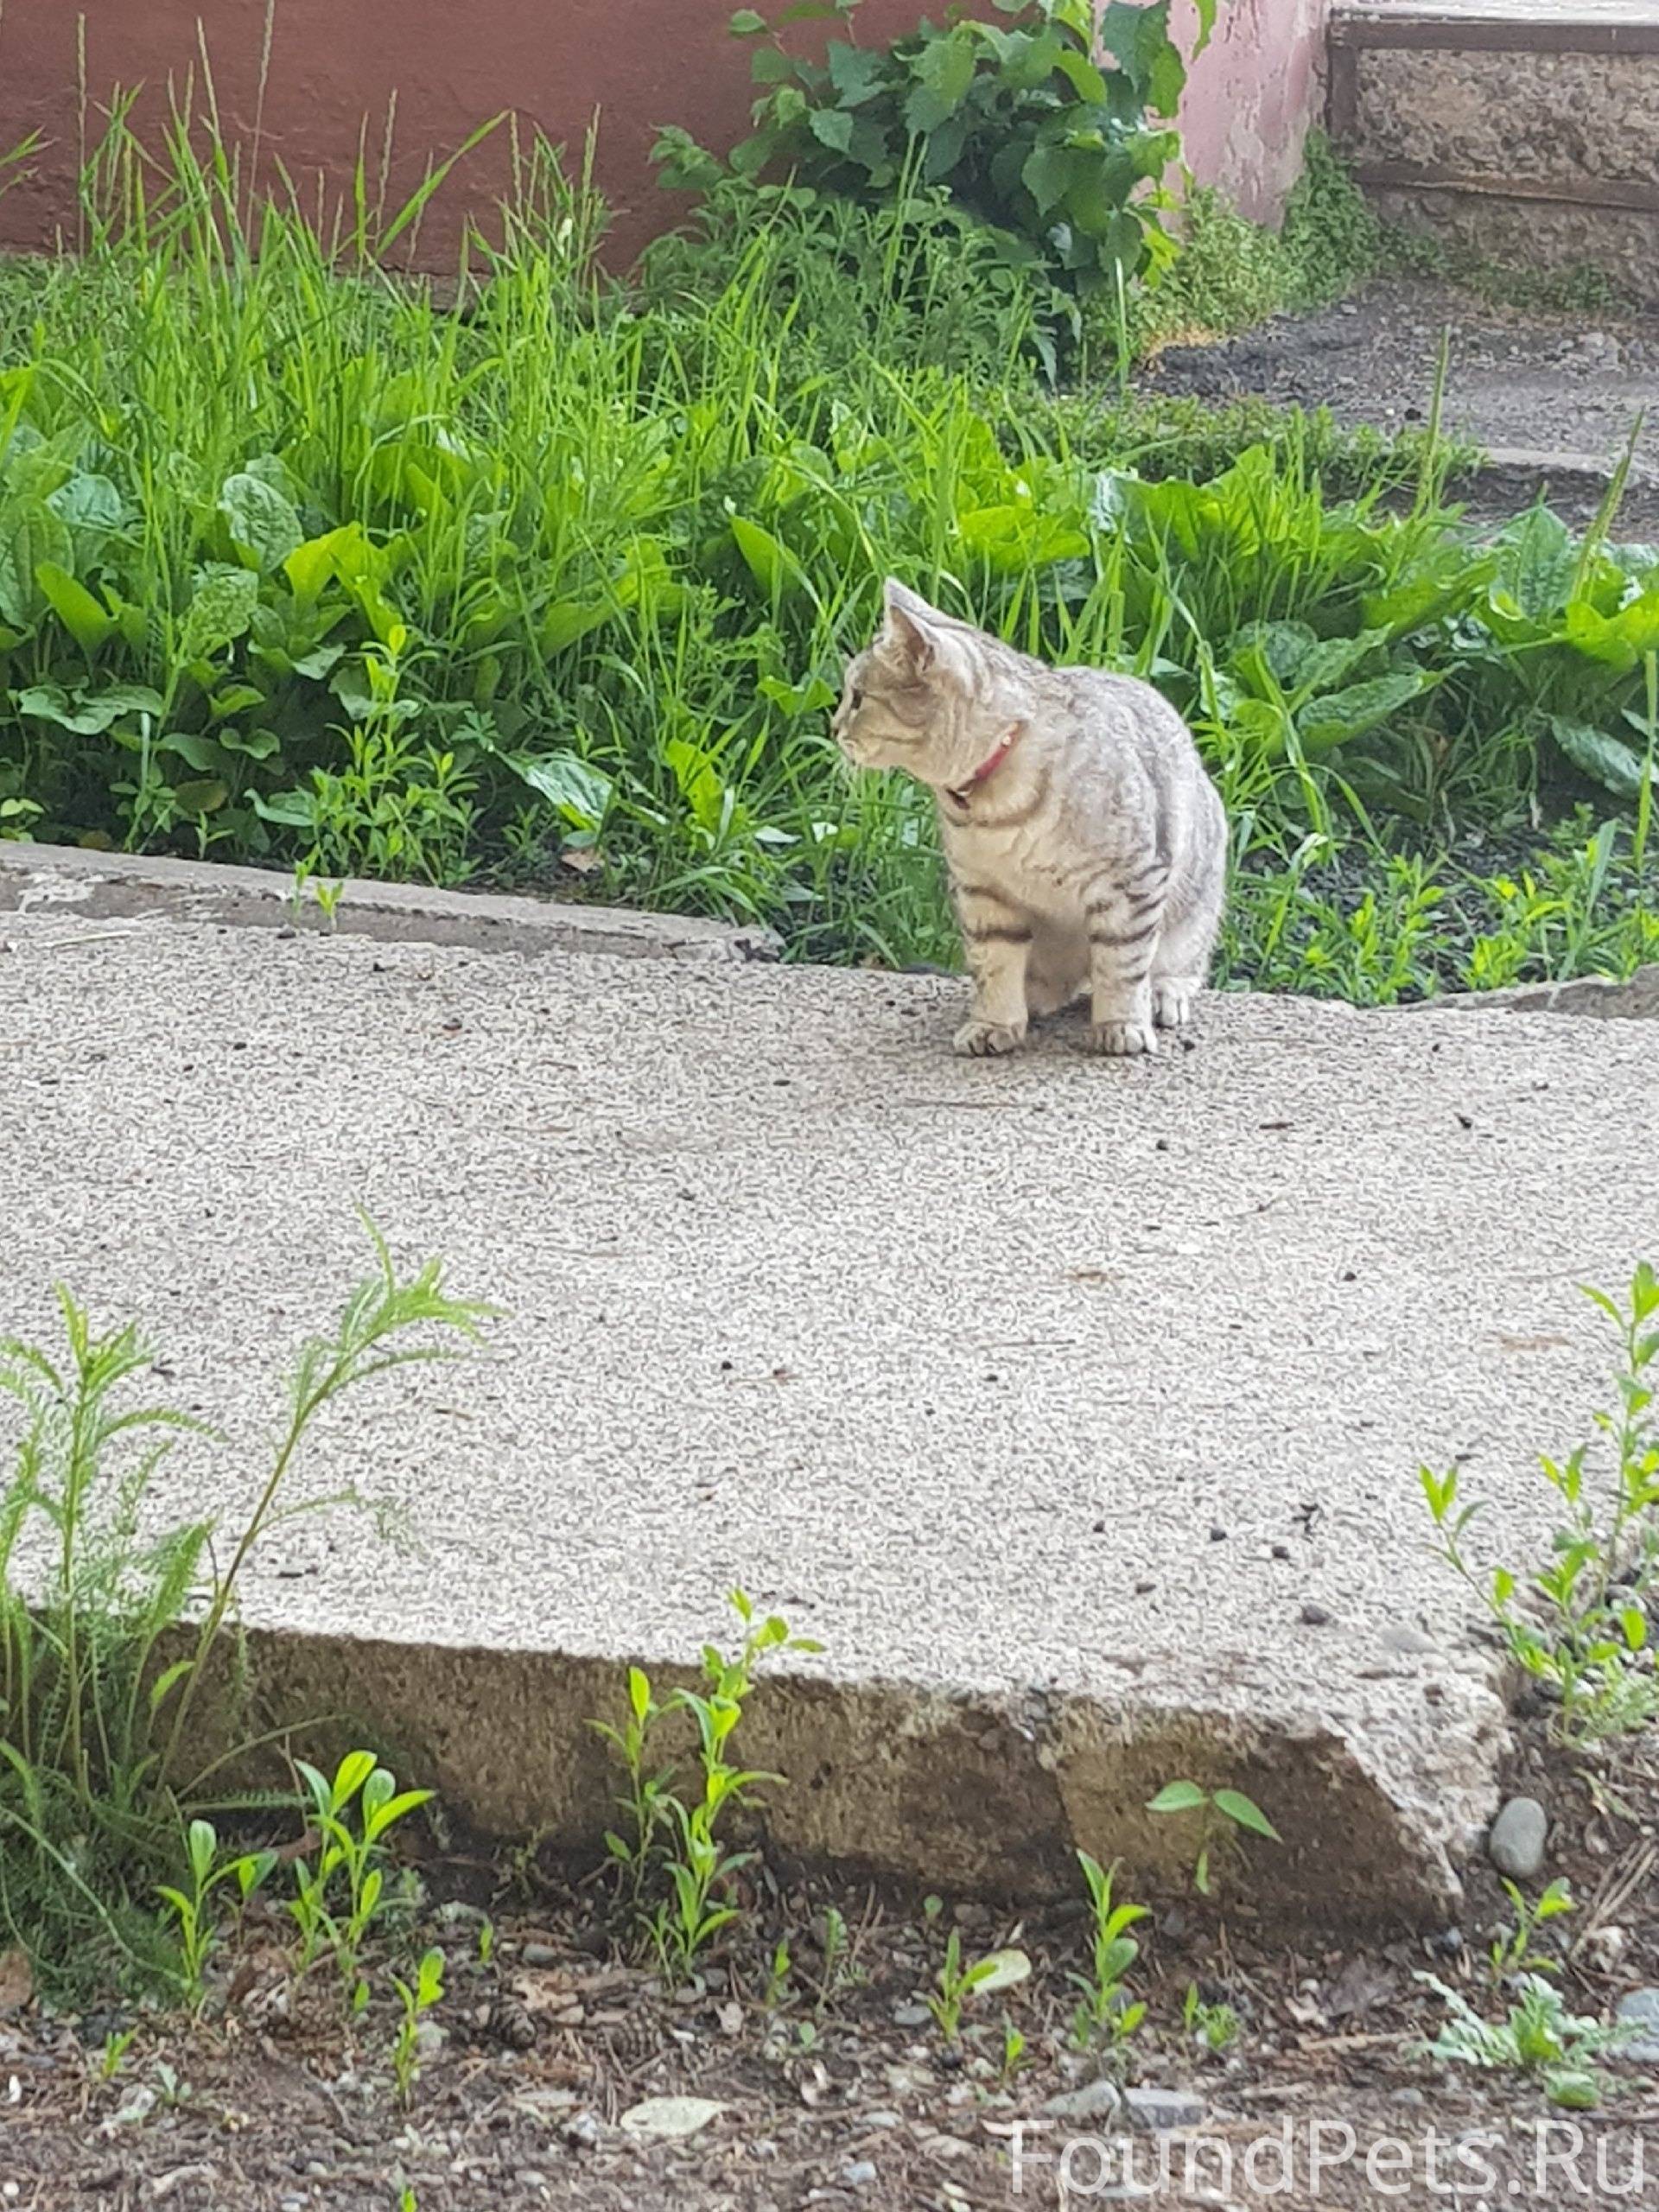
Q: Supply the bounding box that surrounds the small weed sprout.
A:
[98,2027,137,2081]
[156,1818,276,2008]
[816,1903,862,2011]
[1183,1981,1242,2055]
[475,1918,494,1969]
[1000,2018,1030,2086]
[763,1936,791,2011]
[1069,1852,1148,2054]
[1423,1265,1659,1744]
[1490,1878,1574,1986]
[591,1591,821,1986]
[391,1946,446,2107]
[1146,1780,1281,1897]
[289,1751,433,1999]
[925,1929,997,2044]
[1417,1972,1628,2108]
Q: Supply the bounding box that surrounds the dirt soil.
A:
[3,1727,1657,2212]
[1142,276,1659,531]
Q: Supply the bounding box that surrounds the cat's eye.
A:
[848,685,862,711]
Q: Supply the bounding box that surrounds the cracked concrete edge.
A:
[1472,448,1659,513]
[0,839,783,967]
[1408,963,1659,1020]
[204,1624,1502,1932]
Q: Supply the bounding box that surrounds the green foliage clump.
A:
[658,0,1215,314]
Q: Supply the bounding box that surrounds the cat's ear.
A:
[881,578,940,671]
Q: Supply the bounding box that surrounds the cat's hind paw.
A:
[1152,980,1196,1030]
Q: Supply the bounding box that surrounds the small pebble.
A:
[841,2163,879,2190]
[1300,1602,1332,1626]
[1615,1987,1659,2063]
[521,1942,559,1968]
[1487,1796,1548,1882]
[892,2003,931,2028]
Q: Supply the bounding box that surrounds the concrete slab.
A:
[2,869,1656,1928]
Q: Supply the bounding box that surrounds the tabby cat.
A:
[833,580,1226,1058]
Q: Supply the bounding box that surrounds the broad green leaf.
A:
[161,731,232,772]
[731,513,792,594]
[13,678,162,733]
[1563,588,1659,671]
[1492,505,1577,620]
[219,470,303,574]
[48,472,125,536]
[179,566,260,662]
[1548,715,1648,798]
[730,7,766,30]
[808,107,855,154]
[36,560,116,652]
[1146,1780,1207,1815]
[0,497,71,625]
[1212,1789,1281,1841]
[1297,670,1439,753]
[540,597,613,653]
[1020,142,1078,218]
[828,40,887,105]
[504,748,613,828]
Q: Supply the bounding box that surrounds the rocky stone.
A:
[1300,1602,1332,1627]
[1486,1796,1548,1881]
[520,1942,559,1967]
[1126,2086,1205,2130]
[840,2163,879,2189]
[1041,2078,1122,2122]
[1615,1987,1659,2063]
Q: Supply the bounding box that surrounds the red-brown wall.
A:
[0,0,1325,269]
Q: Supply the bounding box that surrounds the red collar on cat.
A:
[945,723,1021,810]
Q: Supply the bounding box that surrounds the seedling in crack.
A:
[1146,1779,1281,1897]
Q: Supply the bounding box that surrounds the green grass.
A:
[0,111,1655,1000]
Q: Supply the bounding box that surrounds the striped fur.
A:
[833,580,1226,1058]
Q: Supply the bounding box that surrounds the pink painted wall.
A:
[1177,0,1330,224]
[0,0,1327,268]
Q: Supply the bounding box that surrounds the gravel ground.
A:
[1142,276,1659,530]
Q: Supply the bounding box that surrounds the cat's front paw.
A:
[1153,982,1193,1030]
[1081,1020,1157,1058]
[953,1017,1027,1058]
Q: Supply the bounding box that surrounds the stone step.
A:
[1329,0,1659,301]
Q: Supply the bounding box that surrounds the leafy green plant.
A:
[1183,1980,1241,2054]
[1490,1878,1574,1986]
[592,1591,821,1986]
[0,1222,490,1993]
[664,0,1214,310]
[1068,1850,1147,2052]
[289,1751,434,2002]
[1422,1263,1659,1743]
[1146,1780,1281,1898]
[390,1945,446,2107]
[1417,1972,1628,2109]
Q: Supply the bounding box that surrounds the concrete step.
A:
[5,841,1659,1930]
[1329,0,1659,302]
